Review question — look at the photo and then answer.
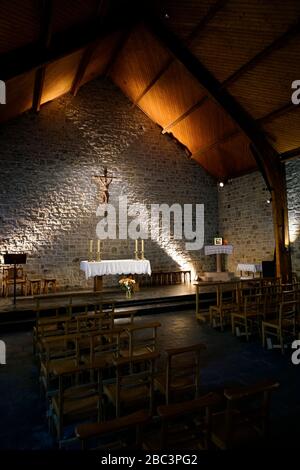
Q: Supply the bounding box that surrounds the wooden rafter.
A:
[1,15,134,82]
[132,0,229,107]
[162,96,208,134]
[162,18,300,134]
[104,28,133,77]
[192,128,240,159]
[281,146,300,162]
[32,0,53,112]
[145,14,291,280]
[71,0,108,97]
[222,18,300,89]
[190,100,296,159]
[258,102,297,124]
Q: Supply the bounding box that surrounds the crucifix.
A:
[92,167,116,204]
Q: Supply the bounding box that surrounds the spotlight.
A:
[164,12,170,19]
[267,198,272,204]
[219,182,224,188]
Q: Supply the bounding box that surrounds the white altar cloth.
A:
[204,245,233,255]
[237,263,262,273]
[80,259,152,279]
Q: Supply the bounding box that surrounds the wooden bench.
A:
[144,392,221,450]
[76,409,150,450]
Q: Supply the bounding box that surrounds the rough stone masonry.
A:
[0,78,299,289]
[0,78,218,289]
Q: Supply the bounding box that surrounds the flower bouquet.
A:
[119,277,136,298]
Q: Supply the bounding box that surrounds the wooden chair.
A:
[231,293,265,341]
[154,344,206,405]
[211,380,279,449]
[2,266,27,297]
[43,277,57,293]
[39,327,124,394]
[49,362,105,442]
[121,321,161,358]
[262,300,298,353]
[104,352,159,417]
[144,392,221,450]
[28,278,42,296]
[209,282,240,331]
[76,409,150,450]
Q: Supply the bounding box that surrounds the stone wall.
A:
[218,172,275,273]
[286,159,300,278]
[0,78,218,289]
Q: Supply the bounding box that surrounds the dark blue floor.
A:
[0,310,299,449]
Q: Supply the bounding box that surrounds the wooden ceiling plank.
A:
[192,128,240,158]
[71,44,96,96]
[71,0,108,96]
[133,0,228,107]
[222,18,300,89]
[32,0,54,112]
[162,95,208,133]
[104,28,133,77]
[187,99,298,160]
[258,102,297,124]
[1,14,135,83]
[163,18,300,133]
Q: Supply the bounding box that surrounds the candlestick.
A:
[96,239,101,261]
[140,240,144,259]
[134,239,139,260]
[88,239,93,262]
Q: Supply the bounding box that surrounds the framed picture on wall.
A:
[214,237,223,246]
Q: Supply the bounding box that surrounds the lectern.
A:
[3,253,27,306]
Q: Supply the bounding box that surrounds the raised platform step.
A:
[198,272,238,282]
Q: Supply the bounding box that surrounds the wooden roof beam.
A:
[222,18,300,89]
[280,146,300,162]
[32,0,53,112]
[71,0,108,96]
[162,19,300,133]
[144,14,291,280]
[133,0,229,107]
[168,98,297,157]
[192,128,240,159]
[1,16,134,82]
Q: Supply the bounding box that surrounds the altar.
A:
[204,244,233,272]
[80,259,152,291]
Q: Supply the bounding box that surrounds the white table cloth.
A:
[204,245,233,255]
[80,259,152,279]
[237,263,262,273]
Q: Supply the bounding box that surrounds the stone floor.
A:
[0,309,300,449]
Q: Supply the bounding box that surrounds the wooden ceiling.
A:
[0,0,300,180]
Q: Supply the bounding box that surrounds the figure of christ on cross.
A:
[92,167,116,204]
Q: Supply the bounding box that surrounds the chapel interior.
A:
[0,0,300,453]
